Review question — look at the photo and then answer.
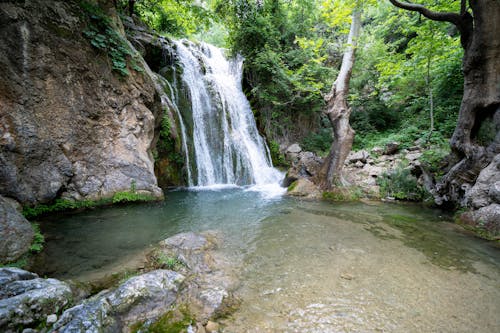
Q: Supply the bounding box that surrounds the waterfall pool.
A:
[33,189,499,332]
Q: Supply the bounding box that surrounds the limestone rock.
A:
[52,270,184,332]
[466,154,500,209]
[287,178,321,199]
[155,232,239,321]
[0,196,34,263]
[489,181,500,203]
[347,150,369,164]
[371,146,384,155]
[286,143,302,154]
[283,151,323,187]
[0,268,72,331]
[0,0,163,205]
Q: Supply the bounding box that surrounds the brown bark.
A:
[389,0,500,206]
[316,9,361,189]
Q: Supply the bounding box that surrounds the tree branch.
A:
[388,0,473,48]
[388,0,462,26]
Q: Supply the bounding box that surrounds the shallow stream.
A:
[33,189,499,332]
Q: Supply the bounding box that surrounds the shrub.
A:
[377,162,425,201]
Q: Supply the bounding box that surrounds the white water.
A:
[173,40,284,192]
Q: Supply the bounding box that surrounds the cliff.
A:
[0,0,164,207]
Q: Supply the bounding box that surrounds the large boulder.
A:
[346,150,370,164]
[0,0,163,205]
[153,232,239,321]
[286,178,322,199]
[52,270,184,332]
[466,154,500,209]
[0,268,72,331]
[0,195,34,263]
[283,151,323,187]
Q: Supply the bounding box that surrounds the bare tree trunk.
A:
[316,9,361,190]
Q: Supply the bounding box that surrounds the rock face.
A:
[0,195,34,263]
[0,0,163,205]
[52,270,184,332]
[461,154,500,236]
[0,268,72,332]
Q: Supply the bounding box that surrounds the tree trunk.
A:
[434,1,500,206]
[316,9,361,190]
[388,0,500,207]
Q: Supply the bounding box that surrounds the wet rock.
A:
[460,204,500,237]
[0,196,34,263]
[154,232,239,321]
[347,150,369,164]
[0,268,72,331]
[384,142,399,155]
[52,270,184,332]
[287,178,321,199]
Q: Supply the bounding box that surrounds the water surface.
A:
[34,189,500,332]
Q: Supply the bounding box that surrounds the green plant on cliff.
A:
[80,1,143,76]
[29,223,45,253]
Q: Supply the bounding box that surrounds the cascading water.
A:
[172,40,283,190]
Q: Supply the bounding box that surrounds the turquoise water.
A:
[33,189,500,332]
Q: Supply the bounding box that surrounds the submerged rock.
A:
[0,268,72,331]
[0,196,34,263]
[52,270,184,332]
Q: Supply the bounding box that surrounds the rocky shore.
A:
[0,232,239,333]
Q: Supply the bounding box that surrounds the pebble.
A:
[205,320,220,332]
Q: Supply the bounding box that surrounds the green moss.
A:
[29,223,45,253]
[23,183,159,219]
[322,187,363,201]
[287,180,298,192]
[131,306,194,333]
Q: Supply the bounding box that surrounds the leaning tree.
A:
[389,0,500,206]
[316,7,362,189]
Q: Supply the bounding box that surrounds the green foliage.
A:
[157,111,184,166]
[152,253,184,270]
[301,127,332,156]
[377,162,426,201]
[29,223,45,253]
[322,187,363,201]
[419,145,450,179]
[287,180,298,192]
[80,1,143,76]
[268,140,287,167]
[119,0,216,38]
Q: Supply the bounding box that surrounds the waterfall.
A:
[171,40,283,189]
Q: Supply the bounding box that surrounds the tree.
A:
[316,6,362,189]
[388,0,500,207]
